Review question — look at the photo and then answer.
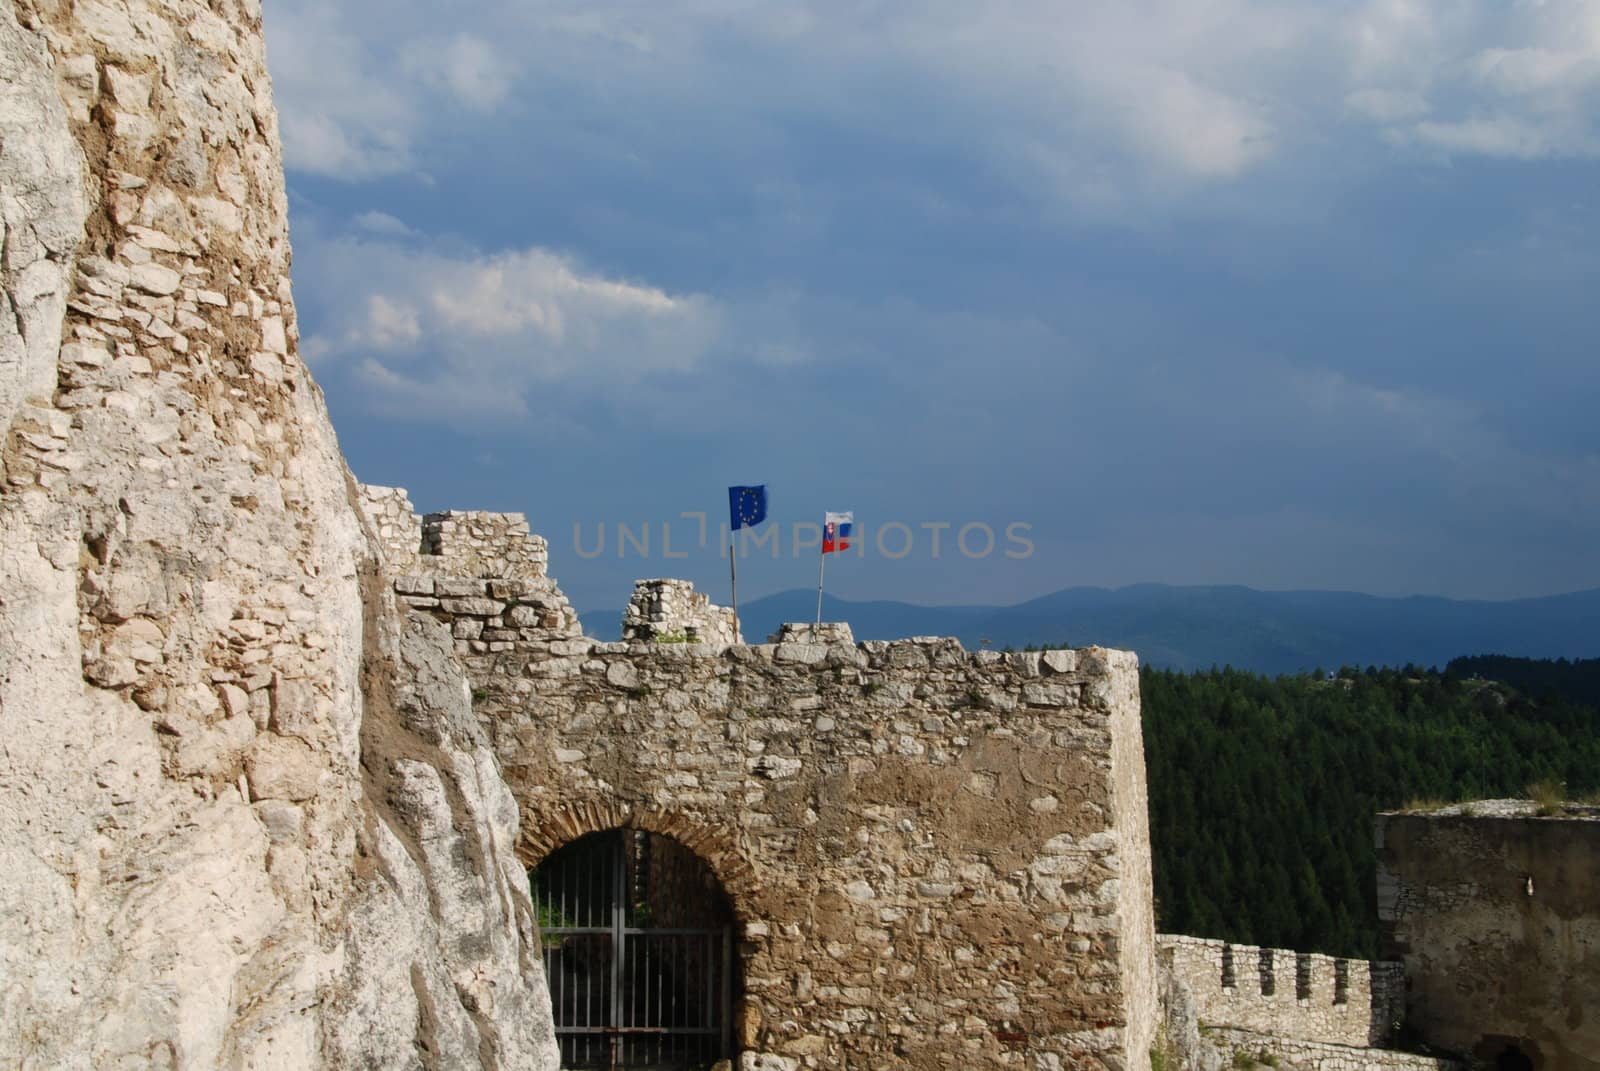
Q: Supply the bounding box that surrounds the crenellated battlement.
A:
[1159,933,1405,1049]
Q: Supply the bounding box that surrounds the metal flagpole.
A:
[729,528,741,643]
[814,538,826,635]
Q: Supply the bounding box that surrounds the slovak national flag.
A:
[823,511,854,554]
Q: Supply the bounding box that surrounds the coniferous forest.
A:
[1138,656,1600,958]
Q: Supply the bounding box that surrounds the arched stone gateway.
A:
[532,828,740,1069]
[520,800,760,923]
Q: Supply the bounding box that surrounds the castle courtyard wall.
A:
[493,636,1153,1071]
[1158,934,1404,1048]
[361,487,1161,1071]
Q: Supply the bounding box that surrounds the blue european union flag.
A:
[729,485,768,530]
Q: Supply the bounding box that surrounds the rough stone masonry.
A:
[364,485,1162,1071]
[1378,802,1600,1071]
[0,2,558,1067]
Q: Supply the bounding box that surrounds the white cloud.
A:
[402,34,516,111]
[1344,88,1430,122]
[265,6,417,178]
[1126,70,1274,178]
[1411,115,1592,159]
[263,0,1600,203]
[425,249,682,342]
[1342,0,1600,160]
[1472,45,1600,96]
[843,0,1304,191]
[297,222,727,426]
[361,295,422,348]
[1347,0,1446,80]
[353,210,414,237]
[263,0,1311,196]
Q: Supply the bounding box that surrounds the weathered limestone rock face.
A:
[329,615,559,1068]
[0,2,557,1068]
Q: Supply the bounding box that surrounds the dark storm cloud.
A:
[267,0,1600,610]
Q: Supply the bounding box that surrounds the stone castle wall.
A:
[359,485,582,647]
[423,508,549,578]
[1158,934,1404,1048]
[623,577,739,644]
[360,483,552,580]
[1377,804,1600,1070]
[357,482,422,571]
[364,489,1161,1071]
[394,572,583,650]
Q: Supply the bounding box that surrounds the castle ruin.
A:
[360,485,1160,1070]
[1378,803,1600,1071]
[1,0,1593,1067]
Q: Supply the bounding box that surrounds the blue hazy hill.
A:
[582,584,1600,675]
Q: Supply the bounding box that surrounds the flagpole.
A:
[815,541,826,635]
[729,529,741,644]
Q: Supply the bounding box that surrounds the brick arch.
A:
[517,798,760,923]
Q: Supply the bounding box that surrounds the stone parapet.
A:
[422,509,548,579]
[355,485,550,581]
[1159,934,1403,1048]
[622,578,736,644]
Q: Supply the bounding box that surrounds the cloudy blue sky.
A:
[264,0,1600,613]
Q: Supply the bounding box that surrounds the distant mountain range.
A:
[581,584,1600,675]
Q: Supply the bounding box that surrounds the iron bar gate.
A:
[533,829,735,1070]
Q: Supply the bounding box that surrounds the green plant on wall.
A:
[1529,778,1566,816]
[536,900,575,936]
[1149,1026,1179,1071]
[530,875,578,948]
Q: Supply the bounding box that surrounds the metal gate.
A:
[532,829,735,1070]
